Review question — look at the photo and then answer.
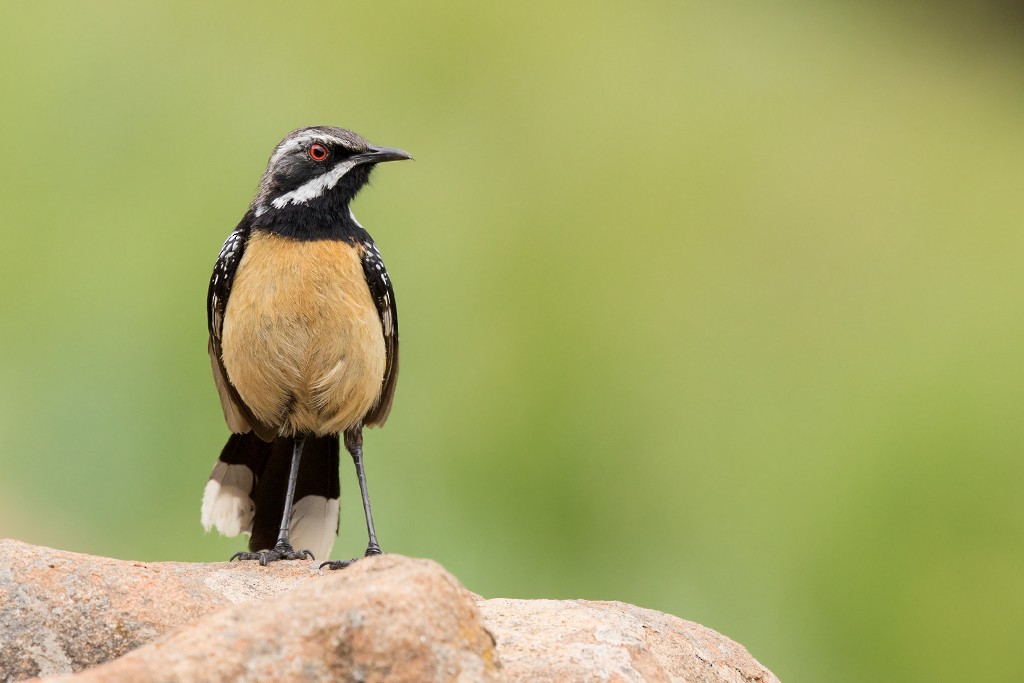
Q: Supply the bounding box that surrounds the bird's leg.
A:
[231,436,314,565]
[350,429,383,557]
[321,428,382,570]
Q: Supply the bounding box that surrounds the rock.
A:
[0,539,778,683]
[30,553,497,683]
[1,540,496,683]
[480,598,779,683]
[0,538,318,679]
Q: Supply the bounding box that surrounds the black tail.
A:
[202,433,341,561]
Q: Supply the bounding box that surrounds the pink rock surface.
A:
[1,539,778,682]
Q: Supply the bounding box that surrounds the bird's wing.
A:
[207,223,275,441]
[358,240,399,427]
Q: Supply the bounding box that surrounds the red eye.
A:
[308,144,329,161]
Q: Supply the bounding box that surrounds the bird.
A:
[200,125,410,568]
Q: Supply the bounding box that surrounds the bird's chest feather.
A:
[221,231,385,434]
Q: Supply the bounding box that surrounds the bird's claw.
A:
[320,546,382,571]
[230,542,313,565]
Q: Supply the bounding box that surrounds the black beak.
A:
[359,145,413,165]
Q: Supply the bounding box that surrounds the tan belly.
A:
[221,231,386,436]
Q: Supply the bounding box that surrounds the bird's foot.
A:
[231,542,314,566]
[320,545,382,571]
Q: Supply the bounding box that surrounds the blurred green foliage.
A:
[2,2,1023,681]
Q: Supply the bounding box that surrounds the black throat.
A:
[250,164,375,244]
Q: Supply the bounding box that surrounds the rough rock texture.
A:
[0,539,779,683]
[0,539,318,679]
[480,599,777,683]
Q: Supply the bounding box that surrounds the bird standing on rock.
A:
[200,126,410,569]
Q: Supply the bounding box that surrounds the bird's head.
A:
[251,126,411,220]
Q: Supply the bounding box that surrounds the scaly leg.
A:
[321,428,383,570]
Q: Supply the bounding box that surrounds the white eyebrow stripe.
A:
[267,131,347,168]
[270,158,360,209]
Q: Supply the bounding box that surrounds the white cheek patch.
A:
[289,495,340,562]
[201,462,256,537]
[271,158,361,210]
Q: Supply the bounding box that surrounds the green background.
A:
[2,2,1023,681]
